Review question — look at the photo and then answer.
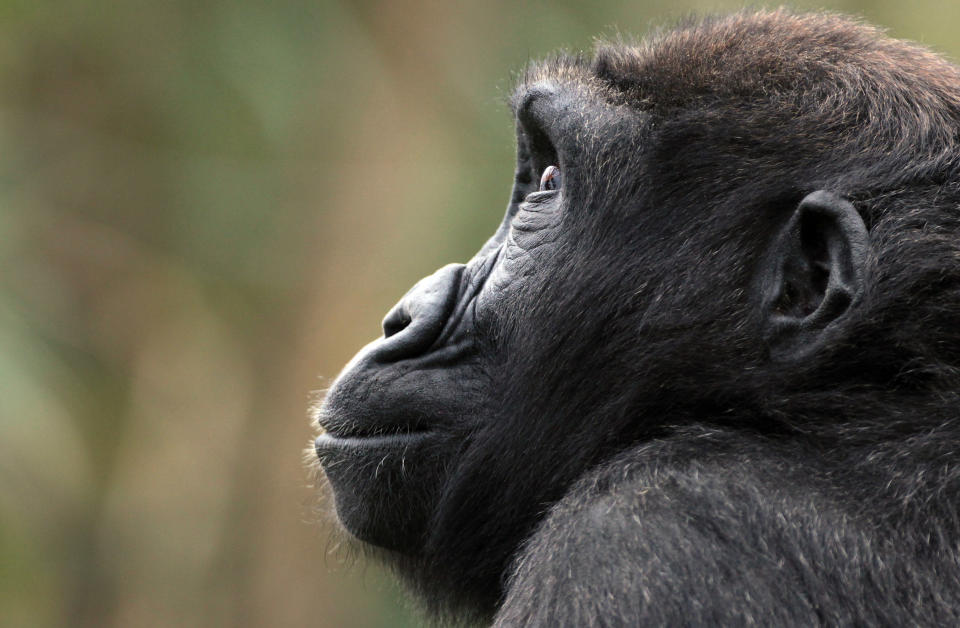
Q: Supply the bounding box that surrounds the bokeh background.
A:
[3,1,960,626]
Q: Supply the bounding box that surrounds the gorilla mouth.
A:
[314,263,476,454]
[314,395,440,453]
[314,428,434,454]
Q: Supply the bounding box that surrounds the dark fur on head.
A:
[509,9,960,410]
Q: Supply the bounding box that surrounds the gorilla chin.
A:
[314,9,960,626]
[314,429,439,551]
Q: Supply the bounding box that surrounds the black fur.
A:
[314,10,960,625]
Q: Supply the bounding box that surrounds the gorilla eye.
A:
[539,165,561,192]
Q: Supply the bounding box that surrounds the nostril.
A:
[383,307,412,339]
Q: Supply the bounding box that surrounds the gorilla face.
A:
[317,92,624,546]
[315,86,761,554]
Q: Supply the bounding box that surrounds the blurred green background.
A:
[2,1,959,626]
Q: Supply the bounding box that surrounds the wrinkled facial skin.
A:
[314,80,758,606]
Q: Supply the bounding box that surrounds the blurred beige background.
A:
[3,1,959,626]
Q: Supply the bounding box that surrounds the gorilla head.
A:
[315,11,960,625]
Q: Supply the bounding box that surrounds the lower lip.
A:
[314,431,434,455]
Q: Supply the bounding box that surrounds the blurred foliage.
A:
[1,0,959,626]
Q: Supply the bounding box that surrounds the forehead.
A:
[510,10,960,119]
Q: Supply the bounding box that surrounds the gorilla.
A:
[313,10,960,626]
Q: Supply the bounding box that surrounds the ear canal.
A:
[762,190,869,360]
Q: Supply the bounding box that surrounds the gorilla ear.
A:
[761,190,869,360]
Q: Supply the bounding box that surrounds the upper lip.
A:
[313,352,449,442]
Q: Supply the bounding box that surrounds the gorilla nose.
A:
[377,264,465,362]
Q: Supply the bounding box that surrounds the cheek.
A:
[475,204,565,322]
